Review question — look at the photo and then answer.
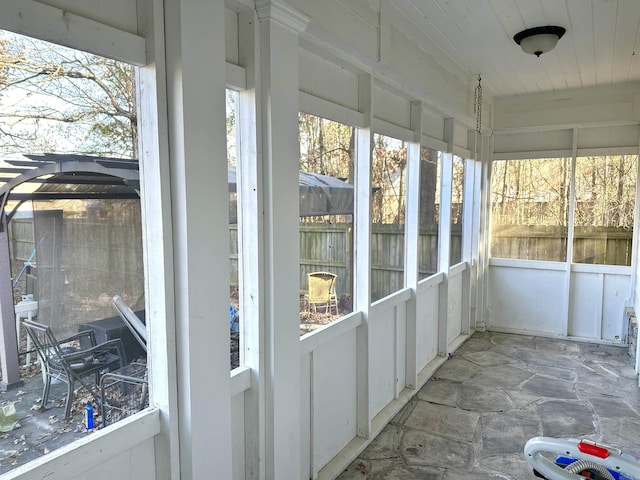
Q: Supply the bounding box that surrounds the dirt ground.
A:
[229,309,341,369]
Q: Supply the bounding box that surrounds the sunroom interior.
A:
[1,0,640,479]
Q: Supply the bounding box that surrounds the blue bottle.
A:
[84,404,94,431]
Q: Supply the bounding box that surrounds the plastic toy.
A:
[525,437,640,480]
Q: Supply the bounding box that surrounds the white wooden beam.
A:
[226,62,247,90]
[0,0,147,65]
[298,91,366,128]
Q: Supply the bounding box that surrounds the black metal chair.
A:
[22,319,126,419]
[100,295,148,426]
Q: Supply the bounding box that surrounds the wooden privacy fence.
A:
[8,210,144,334]
[231,223,455,301]
[491,225,633,265]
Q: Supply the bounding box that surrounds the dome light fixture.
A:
[513,26,566,57]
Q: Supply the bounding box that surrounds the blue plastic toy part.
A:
[229,305,239,333]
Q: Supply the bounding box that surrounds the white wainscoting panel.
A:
[416,275,442,371]
[311,328,358,476]
[448,266,464,345]
[488,262,566,335]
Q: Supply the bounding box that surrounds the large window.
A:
[298,113,354,333]
[226,89,240,368]
[450,155,465,265]
[418,147,441,279]
[491,155,637,265]
[491,157,571,261]
[0,29,144,468]
[573,155,637,265]
[371,133,407,301]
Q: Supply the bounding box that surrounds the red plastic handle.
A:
[578,441,609,459]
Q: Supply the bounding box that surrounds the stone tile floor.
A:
[338,331,640,480]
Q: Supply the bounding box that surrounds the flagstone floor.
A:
[337,331,640,480]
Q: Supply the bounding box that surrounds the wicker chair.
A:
[306,271,339,315]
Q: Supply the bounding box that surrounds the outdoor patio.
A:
[0,365,91,474]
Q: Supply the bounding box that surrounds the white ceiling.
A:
[398,0,640,98]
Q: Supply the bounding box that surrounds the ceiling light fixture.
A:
[513,26,566,57]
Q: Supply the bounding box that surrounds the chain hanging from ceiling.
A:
[473,74,482,134]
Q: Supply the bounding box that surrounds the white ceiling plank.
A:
[488,0,544,94]
[305,0,640,99]
[613,1,640,84]
[592,0,618,86]
[566,1,597,89]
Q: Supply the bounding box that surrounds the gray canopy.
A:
[228,166,354,221]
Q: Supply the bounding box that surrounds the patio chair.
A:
[22,319,126,419]
[307,271,339,315]
[100,295,148,426]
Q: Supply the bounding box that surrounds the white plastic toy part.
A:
[524,437,640,480]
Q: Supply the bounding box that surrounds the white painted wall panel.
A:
[312,330,357,475]
[69,439,156,480]
[576,125,640,151]
[231,393,245,480]
[569,272,603,339]
[416,280,440,371]
[7,411,159,480]
[602,273,632,342]
[39,0,138,34]
[493,130,573,158]
[225,8,239,65]
[422,109,445,144]
[488,264,566,335]
[494,83,640,131]
[299,49,359,112]
[369,308,397,419]
[289,0,379,61]
[395,302,407,396]
[300,353,311,480]
[448,269,463,345]
[373,84,412,131]
[386,25,469,117]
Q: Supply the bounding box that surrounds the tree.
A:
[0,30,136,157]
[418,147,438,227]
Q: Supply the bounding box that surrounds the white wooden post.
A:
[236,10,265,480]
[404,102,422,389]
[161,0,232,478]
[253,2,308,478]
[562,129,578,337]
[467,132,484,331]
[438,119,454,356]
[0,214,21,390]
[136,0,181,477]
[477,135,493,332]
[461,152,477,336]
[355,73,373,438]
